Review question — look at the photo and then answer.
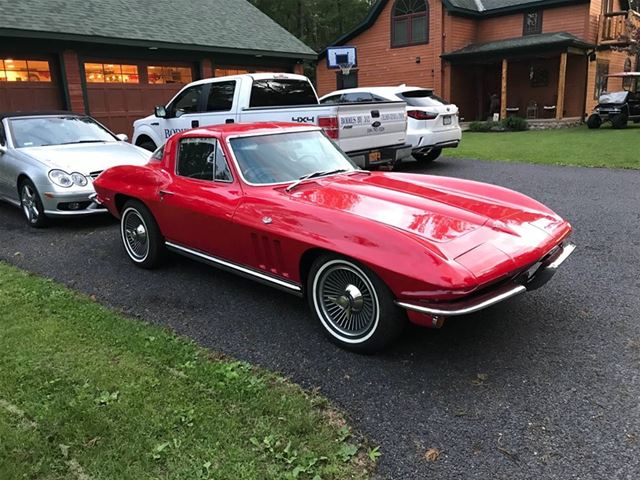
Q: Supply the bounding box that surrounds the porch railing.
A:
[599,10,640,46]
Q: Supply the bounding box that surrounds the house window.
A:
[595,60,609,99]
[337,71,358,90]
[623,58,633,89]
[523,11,542,35]
[85,63,139,83]
[391,0,429,47]
[0,59,51,82]
[147,66,192,84]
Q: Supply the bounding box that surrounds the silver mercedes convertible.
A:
[0,112,150,227]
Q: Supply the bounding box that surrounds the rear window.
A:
[397,89,449,107]
[250,79,318,107]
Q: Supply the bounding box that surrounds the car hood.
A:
[20,142,150,174]
[289,172,569,272]
[598,91,628,105]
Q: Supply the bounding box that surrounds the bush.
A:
[501,116,529,131]
[469,120,497,132]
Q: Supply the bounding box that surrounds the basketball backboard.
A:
[326,46,357,71]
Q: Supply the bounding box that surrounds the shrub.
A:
[469,120,496,132]
[501,116,529,131]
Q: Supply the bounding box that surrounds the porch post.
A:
[556,52,568,120]
[500,58,508,120]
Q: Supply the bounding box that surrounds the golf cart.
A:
[587,72,640,129]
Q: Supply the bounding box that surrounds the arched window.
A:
[391,0,429,47]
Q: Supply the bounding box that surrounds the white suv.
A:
[320,85,461,163]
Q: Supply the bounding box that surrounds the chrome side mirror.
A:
[154,105,167,118]
[116,133,129,142]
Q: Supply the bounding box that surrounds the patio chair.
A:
[526,100,538,119]
[543,105,556,118]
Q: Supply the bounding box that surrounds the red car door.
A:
[155,136,243,259]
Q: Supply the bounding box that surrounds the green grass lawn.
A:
[0,263,374,480]
[448,123,640,169]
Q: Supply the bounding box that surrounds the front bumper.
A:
[396,242,576,317]
[347,143,413,168]
[41,188,107,217]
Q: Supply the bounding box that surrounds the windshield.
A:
[229,130,356,185]
[599,91,629,104]
[396,89,448,107]
[9,116,116,148]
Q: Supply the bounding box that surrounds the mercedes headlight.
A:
[48,169,74,188]
[71,172,88,187]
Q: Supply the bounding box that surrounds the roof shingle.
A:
[0,0,316,58]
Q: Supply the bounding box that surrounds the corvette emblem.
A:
[262,216,273,224]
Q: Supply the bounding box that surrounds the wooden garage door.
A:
[0,57,64,111]
[85,61,193,137]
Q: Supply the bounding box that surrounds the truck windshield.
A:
[229,130,356,185]
[249,79,318,107]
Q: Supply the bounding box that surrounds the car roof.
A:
[320,85,434,99]
[180,122,321,140]
[180,72,309,88]
[0,111,77,121]
[606,72,640,78]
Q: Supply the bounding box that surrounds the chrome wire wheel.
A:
[121,207,150,262]
[313,259,380,344]
[21,183,40,224]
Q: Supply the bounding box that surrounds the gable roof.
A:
[0,0,316,59]
[320,0,589,55]
[441,31,594,60]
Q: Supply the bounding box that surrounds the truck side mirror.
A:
[115,133,129,142]
[154,105,167,118]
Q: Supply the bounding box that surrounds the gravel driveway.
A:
[1,157,639,479]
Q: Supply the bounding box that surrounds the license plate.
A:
[443,115,452,125]
[369,150,381,163]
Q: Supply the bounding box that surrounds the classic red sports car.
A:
[93,122,574,352]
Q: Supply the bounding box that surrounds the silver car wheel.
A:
[121,207,150,262]
[313,259,380,344]
[21,184,40,224]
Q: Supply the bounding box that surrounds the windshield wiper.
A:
[62,140,108,145]
[286,169,348,192]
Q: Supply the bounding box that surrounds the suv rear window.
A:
[397,89,448,107]
[250,79,317,107]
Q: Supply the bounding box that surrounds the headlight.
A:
[71,172,88,187]
[48,169,73,188]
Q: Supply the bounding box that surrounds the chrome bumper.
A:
[396,242,576,317]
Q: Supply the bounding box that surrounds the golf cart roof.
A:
[606,72,640,78]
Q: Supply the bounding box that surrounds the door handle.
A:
[191,120,200,128]
[225,118,234,124]
[371,110,380,118]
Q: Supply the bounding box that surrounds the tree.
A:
[249,0,376,52]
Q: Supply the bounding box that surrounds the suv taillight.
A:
[407,110,438,120]
[319,116,339,139]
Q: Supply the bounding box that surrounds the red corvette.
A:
[93,123,575,352]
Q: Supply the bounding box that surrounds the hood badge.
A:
[262,216,273,225]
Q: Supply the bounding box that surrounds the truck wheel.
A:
[414,148,442,164]
[136,138,157,152]
[611,110,629,129]
[586,114,602,129]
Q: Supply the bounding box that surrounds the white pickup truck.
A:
[132,73,411,168]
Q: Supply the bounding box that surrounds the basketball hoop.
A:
[338,63,354,76]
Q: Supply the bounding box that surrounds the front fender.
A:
[132,124,162,148]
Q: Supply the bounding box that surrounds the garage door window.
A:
[0,59,51,82]
[85,63,139,83]
[147,66,192,84]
